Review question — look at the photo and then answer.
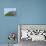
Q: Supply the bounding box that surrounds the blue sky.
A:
[4,8,16,14]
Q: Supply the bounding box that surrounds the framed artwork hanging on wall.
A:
[4,8,16,16]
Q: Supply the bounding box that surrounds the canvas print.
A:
[4,8,16,16]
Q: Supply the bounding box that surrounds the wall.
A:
[0,0,46,44]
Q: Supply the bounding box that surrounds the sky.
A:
[4,8,16,14]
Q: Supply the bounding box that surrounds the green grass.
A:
[5,11,16,16]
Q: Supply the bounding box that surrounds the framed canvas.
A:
[4,8,16,16]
